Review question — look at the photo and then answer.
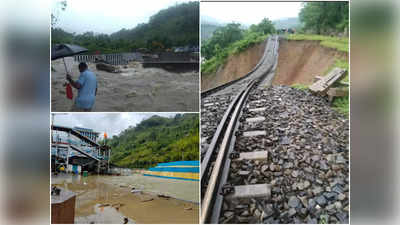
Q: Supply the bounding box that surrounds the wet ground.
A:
[51,57,199,112]
[51,174,199,224]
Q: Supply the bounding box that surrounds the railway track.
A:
[200,34,349,224]
[200,35,280,223]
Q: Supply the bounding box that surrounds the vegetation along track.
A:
[200,35,349,224]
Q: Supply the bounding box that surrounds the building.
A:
[51,125,111,174]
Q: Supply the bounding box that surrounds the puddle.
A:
[51,174,199,224]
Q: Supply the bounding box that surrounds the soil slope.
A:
[272,40,348,85]
[201,41,266,91]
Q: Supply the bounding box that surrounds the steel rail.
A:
[200,36,280,224]
[200,80,257,224]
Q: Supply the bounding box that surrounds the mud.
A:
[201,41,266,91]
[51,57,199,112]
[272,40,348,85]
[51,174,199,224]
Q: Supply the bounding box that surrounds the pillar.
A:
[67,131,70,173]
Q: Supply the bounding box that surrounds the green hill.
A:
[107,114,199,168]
[201,23,221,42]
[51,1,199,53]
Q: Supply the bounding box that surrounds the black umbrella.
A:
[51,44,88,73]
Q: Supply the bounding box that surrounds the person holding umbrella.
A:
[66,62,97,111]
[52,44,98,111]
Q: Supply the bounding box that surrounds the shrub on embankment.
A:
[202,32,268,75]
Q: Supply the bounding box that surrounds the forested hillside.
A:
[201,18,275,74]
[51,1,199,53]
[107,114,199,168]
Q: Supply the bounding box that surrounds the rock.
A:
[324,192,337,201]
[288,196,301,208]
[336,155,346,164]
[304,167,313,173]
[332,184,344,194]
[311,155,320,161]
[262,204,274,218]
[312,186,323,195]
[283,162,294,169]
[335,212,348,223]
[224,211,234,218]
[298,196,308,208]
[320,161,329,171]
[320,214,329,224]
[338,193,346,201]
[288,208,297,217]
[254,209,262,218]
[261,165,269,173]
[334,201,342,210]
[315,195,327,206]
[241,210,250,217]
[326,204,335,210]
[291,170,299,178]
[269,164,276,171]
[303,180,311,189]
[307,216,318,224]
[96,63,120,73]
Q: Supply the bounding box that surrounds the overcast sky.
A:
[201,2,303,25]
[53,0,193,34]
[53,113,177,138]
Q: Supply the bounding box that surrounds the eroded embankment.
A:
[272,39,348,85]
[201,41,266,90]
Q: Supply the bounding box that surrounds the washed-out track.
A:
[200,35,349,224]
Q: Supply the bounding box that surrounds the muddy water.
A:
[51,174,199,224]
[51,58,199,112]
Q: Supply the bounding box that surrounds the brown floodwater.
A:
[51,174,199,224]
[51,57,199,112]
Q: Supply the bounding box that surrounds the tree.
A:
[299,2,349,34]
[251,18,275,35]
[201,23,243,59]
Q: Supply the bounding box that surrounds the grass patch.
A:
[287,34,349,53]
[322,58,349,82]
[291,83,309,91]
[202,32,268,75]
[332,96,349,116]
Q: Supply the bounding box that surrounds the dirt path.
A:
[51,58,199,112]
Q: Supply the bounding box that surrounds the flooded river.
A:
[51,58,199,112]
[51,174,199,224]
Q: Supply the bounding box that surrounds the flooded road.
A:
[51,174,199,224]
[51,58,199,112]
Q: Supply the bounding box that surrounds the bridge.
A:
[51,125,111,174]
